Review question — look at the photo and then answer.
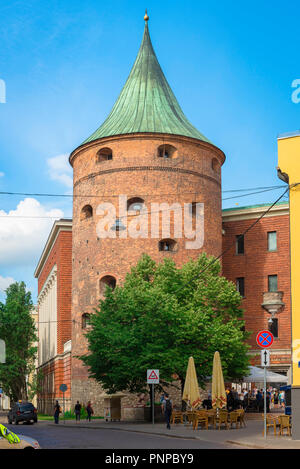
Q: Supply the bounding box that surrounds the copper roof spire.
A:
[82,15,211,145]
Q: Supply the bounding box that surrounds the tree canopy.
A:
[81,254,250,394]
[0,282,38,401]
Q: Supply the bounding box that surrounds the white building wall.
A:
[38,265,57,366]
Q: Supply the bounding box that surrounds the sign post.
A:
[59,384,68,424]
[147,370,159,425]
[256,331,273,439]
[0,339,6,364]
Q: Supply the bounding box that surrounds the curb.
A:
[47,422,199,440]
[225,440,267,450]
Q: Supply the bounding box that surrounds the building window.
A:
[82,313,91,329]
[268,275,278,292]
[189,202,197,217]
[212,158,220,172]
[268,318,278,338]
[127,197,145,213]
[159,239,177,252]
[236,235,244,254]
[157,144,177,159]
[236,277,245,297]
[100,275,116,295]
[97,147,113,162]
[80,205,93,220]
[268,231,277,252]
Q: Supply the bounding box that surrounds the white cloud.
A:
[0,172,4,177]
[47,154,72,188]
[0,275,15,292]
[0,198,64,267]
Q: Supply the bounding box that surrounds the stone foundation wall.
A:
[71,376,210,419]
[37,397,72,416]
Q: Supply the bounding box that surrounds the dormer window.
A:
[127,197,145,213]
[97,147,113,163]
[212,158,220,172]
[81,205,93,220]
[82,313,91,329]
[100,275,117,295]
[157,144,177,159]
[159,239,177,252]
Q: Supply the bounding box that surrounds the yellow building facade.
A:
[278,131,300,439]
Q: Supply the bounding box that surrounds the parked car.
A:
[7,402,38,425]
[0,425,40,449]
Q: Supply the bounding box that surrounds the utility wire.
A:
[0,185,286,199]
[0,186,290,219]
[196,184,297,277]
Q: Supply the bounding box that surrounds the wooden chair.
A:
[262,414,280,436]
[216,410,229,430]
[229,411,240,429]
[193,411,208,430]
[171,411,183,424]
[279,415,291,436]
[236,409,246,427]
[185,411,194,425]
[207,409,217,428]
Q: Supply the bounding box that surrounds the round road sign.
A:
[59,384,68,392]
[256,330,274,348]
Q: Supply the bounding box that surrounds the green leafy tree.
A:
[80,254,250,395]
[0,282,38,402]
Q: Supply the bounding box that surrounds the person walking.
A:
[86,401,94,422]
[161,393,173,430]
[54,400,61,424]
[74,401,81,423]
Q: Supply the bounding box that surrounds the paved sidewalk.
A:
[47,418,299,449]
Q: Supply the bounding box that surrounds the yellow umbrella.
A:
[182,357,202,409]
[211,351,227,409]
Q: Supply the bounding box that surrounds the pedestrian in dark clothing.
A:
[75,401,81,422]
[54,401,61,424]
[86,401,94,422]
[227,390,235,412]
[161,393,173,429]
[256,390,263,412]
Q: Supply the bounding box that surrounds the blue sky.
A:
[0,0,299,301]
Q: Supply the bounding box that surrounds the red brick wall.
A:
[222,213,291,361]
[38,229,72,354]
[37,228,72,409]
[70,133,225,383]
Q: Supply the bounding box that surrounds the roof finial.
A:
[144,9,149,22]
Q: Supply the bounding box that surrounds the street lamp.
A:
[261,291,285,322]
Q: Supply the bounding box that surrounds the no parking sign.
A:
[256,330,274,348]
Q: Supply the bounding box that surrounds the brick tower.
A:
[69,14,225,412]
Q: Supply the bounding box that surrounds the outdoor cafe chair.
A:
[236,409,246,427]
[193,411,208,431]
[262,414,280,436]
[171,411,183,424]
[215,410,229,430]
[228,411,240,429]
[279,415,291,436]
[184,411,194,425]
[207,409,217,427]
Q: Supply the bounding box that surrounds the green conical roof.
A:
[82,21,211,144]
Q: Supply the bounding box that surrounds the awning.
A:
[242,366,288,383]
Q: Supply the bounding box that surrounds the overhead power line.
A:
[0,185,286,199]
[0,186,290,219]
[196,184,297,277]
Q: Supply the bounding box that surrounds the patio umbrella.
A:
[182,356,202,409]
[211,351,227,409]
